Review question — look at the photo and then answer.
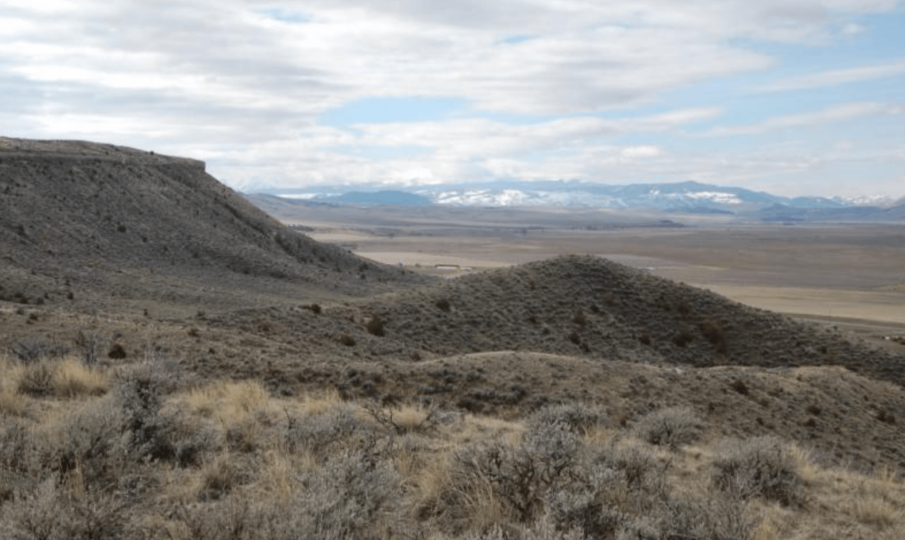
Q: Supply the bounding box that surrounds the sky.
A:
[1,1,904,198]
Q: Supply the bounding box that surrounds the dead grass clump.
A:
[297,389,342,417]
[197,453,245,501]
[632,406,702,450]
[15,361,54,396]
[852,496,899,528]
[52,358,109,397]
[0,388,26,416]
[365,402,435,435]
[712,436,803,506]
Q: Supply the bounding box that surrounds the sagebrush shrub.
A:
[298,451,400,538]
[0,477,125,540]
[632,406,702,450]
[285,402,371,457]
[114,358,185,461]
[11,340,70,363]
[365,315,385,337]
[451,421,583,524]
[711,436,802,506]
[527,403,607,435]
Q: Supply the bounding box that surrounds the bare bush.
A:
[632,406,702,451]
[451,421,582,524]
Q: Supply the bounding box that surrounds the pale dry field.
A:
[307,212,905,348]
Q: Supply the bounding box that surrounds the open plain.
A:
[253,199,905,351]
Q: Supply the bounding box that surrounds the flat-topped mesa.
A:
[0,137,205,172]
[0,137,427,309]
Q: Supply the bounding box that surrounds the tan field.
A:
[300,209,905,352]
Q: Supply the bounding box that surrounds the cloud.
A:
[1,0,904,195]
[702,102,904,136]
[757,61,905,92]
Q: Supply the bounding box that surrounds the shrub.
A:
[114,358,184,461]
[729,379,749,395]
[52,398,127,488]
[365,315,385,337]
[711,436,802,506]
[436,298,452,312]
[75,330,105,366]
[672,330,693,347]
[172,452,400,540]
[700,320,727,352]
[527,403,607,435]
[649,495,758,540]
[0,477,125,540]
[10,340,70,363]
[632,406,702,450]
[296,451,400,538]
[285,403,370,458]
[451,421,582,523]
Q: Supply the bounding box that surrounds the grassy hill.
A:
[1,138,903,539]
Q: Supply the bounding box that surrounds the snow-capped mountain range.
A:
[260,180,897,215]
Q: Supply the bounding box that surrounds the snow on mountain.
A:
[679,191,743,205]
[830,195,894,207]
[256,181,894,216]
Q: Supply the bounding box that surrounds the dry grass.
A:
[297,388,342,416]
[178,379,271,418]
[2,363,904,540]
[3,355,109,399]
[51,357,109,397]
[0,388,26,416]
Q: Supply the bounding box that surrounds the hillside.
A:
[1,138,904,539]
[0,137,427,313]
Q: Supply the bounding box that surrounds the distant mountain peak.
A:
[251,180,901,221]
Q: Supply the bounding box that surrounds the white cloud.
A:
[702,103,903,136]
[757,61,905,92]
[1,0,904,195]
[620,146,663,159]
